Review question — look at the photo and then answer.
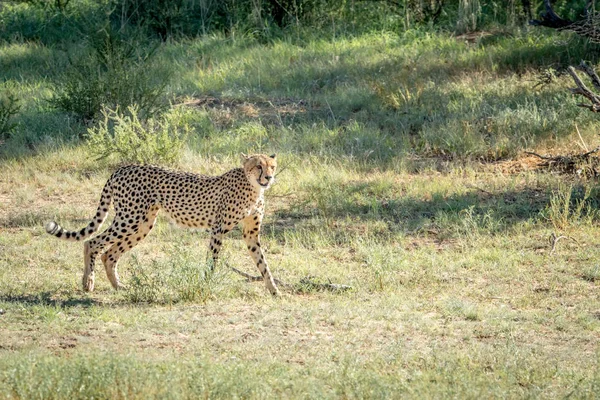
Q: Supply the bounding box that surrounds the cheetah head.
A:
[242,153,277,190]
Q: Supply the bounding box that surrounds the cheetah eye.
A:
[257,165,263,171]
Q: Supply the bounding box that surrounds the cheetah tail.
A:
[44,181,112,242]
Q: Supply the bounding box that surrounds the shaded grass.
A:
[3,29,600,161]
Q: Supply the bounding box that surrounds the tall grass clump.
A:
[123,245,226,304]
[51,27,170,121]
[86,106,189,165]
[456,0,482,33]
[542,184,600,231]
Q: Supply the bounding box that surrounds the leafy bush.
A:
[51,27,170,121]
[86,106,189,165]
[0,89,21,139]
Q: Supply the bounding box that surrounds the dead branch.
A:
[524,147,600,176]
[530,0,600,42]
[274,161,291,179]
[230,267,353,293]
[568,64,600,112]
[529,62,600,176]
[577,61,600,91]
[530,0,574,28]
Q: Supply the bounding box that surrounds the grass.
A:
[2,151,599,398]
[1,15,600,399]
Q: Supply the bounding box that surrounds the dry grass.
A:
[1,149,600,398]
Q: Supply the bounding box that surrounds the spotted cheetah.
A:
[45,154,280,295]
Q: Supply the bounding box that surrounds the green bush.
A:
[86,105,189,165]
[50,28,170,121]
[0,89,21,139]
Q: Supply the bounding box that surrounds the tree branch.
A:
[530,0,574,28]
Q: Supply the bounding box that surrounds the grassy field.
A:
[1,12,600,398]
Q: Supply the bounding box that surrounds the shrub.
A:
[86,105,189,165]
[0,89,21,139]
[51,27,170,121]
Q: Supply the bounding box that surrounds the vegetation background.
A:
[0,0,599,398]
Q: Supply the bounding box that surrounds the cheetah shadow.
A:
[0,292,99,309]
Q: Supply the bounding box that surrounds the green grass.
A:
[1,15,600,399]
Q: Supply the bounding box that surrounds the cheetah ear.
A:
[240,153,249,163]
[270,154,276,159]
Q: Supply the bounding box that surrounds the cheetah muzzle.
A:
[45,153,281,296]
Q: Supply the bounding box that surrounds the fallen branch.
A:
[549,232,581,255]
[524,147,600,176]
[230,267,353,293]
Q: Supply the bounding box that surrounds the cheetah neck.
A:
[250,184,265,202]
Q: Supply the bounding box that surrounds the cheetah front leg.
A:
[208,225,224,270]
[242,213,280,296]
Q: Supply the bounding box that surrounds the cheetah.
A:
[45,154,280,295]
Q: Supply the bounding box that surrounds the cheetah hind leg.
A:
[101,244,127,290]
[100,205,160,290]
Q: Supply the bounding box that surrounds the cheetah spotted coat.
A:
[45,154,280,295]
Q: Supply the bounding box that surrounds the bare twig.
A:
[229,267,353,293]
[526,147,600,161]
[524,151,554,160]
[465,183,493,196]
[267,191,295,199]
[530,1,600,42]
[230,266,263,281]
[298,276,353,292]
[549,232,581,255]
[274,161,291,179]
[230,266,291,288]
[582,145,600,158]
